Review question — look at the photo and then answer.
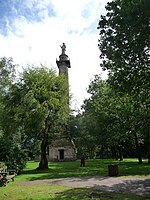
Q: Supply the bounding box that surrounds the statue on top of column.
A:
[60,43,66,55]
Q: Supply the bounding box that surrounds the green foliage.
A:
[0,59,70,170]
[80,74,149,162]
[14,67,69,139]
[2,66,70,169]
[0,57,27,171]
[0,162,7,169]
[97,0,150,96]
[0,57,17,137]
[0,57,16,95]
[0,136,27,171]
[97,0,150,163]
[69,113,97,158]
[5,146,27,171]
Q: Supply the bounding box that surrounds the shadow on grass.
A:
[20,168,103,180]
[118,161,150,176]
[19,175,150,197]
[52,188,115,200]
[91,179,150,197]
[39,188,149,200]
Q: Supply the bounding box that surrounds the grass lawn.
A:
[0,159,149,200]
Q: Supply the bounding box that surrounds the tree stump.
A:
[108,164,118,176]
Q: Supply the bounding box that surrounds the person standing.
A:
[80,154,85,167]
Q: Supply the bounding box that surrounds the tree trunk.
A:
[118,145,123,161]
[134,132,143,164]
[100,145,104,159]
[148,153,150,164]
[111,146,118,160]
[147,133,150,164]
[37,134,48,170]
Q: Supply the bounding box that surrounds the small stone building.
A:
[48,137,76,161]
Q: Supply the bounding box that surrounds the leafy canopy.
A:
[97,0,150,95]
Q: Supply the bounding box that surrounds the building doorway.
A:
[59,149,64,160]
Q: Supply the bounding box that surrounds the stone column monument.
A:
[56,42,71,80]
[48,43,76,161]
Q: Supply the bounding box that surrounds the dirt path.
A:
[21,176,150,196]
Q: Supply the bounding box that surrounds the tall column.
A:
[48,43,76,161]
[56,43,71,82]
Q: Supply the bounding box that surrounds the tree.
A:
[82,75,147,162]
[82,77,112,158]
[97,0,150,94]
[97,0,150,163]
[0,57,16,95]
[5,66,69,169]
[0,57,27,171]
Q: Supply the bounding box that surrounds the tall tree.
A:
[0,58,27,170]
[5,67,69,169]
[83,75,147,161]
[0,57,16,139]
[0,57,16,95]
[97,0,150,163]
[98,0,150,94]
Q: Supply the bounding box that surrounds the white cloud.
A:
[0,0,109,110]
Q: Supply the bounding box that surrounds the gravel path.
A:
[22,176,150,196]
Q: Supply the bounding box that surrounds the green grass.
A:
[0,186,148,200]
[0,159,149,200]
[18,158,150,181]
[0,184,68,200]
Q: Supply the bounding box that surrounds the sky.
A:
[0,0,109,110]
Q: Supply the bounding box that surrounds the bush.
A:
[0,138,28,172]
[0,162,7,169]
[5,147,28,172]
